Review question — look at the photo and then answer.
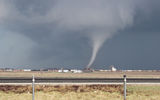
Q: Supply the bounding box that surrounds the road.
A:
[0,77,160,84]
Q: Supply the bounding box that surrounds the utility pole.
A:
[124,75,127,100]
[32,75,35,100]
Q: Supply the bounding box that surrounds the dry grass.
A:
[0,85,123,94]
[0,71,160,78]
[0,85,160,100]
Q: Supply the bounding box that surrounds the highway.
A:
[0,77,160,84]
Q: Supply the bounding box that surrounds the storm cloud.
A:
[0,0,160,69]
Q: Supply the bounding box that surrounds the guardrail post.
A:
[32,75,35,100]
[123,75,127,100]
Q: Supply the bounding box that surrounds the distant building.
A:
[63,69,69,73]
[109,65,117,71]
[99,69,110,72]
[23,69,31,72]
[5,68,13,72]
[58,68,69,73]
[71,69,82,73]
[58,69,63,73]
[111,67,117,71]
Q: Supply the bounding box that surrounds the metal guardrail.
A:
[1,76,160,100]
[0,77,160,83]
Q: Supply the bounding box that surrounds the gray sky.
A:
[0,0,160,69]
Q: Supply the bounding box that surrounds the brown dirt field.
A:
[0,85,160,100]
[0,85,123,94]
[0,71,160,78]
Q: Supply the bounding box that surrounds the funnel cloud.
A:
[85,1,135,68]
[0,0,160,69]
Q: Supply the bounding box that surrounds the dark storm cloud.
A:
[0,0,160,69]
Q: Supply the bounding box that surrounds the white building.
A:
[23,69,31,71]
[63,69,69,73]
[71,69,82,73]
[58,69,63,73]
[6,69,13,72]
[58,69,69,73]
[111,67,117,71]
[109,65,117,71]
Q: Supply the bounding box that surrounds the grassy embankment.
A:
[0,85,160,100]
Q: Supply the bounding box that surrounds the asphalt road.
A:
[0,77,160,84]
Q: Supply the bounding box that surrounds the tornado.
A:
[86,39,103,68]
[86,33,111,68]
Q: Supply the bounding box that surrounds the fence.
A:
[31,75,127,100]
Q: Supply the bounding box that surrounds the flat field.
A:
[0,71,160,78]
[0,84,160,100]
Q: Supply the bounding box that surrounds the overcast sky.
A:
[0,0,160,69]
